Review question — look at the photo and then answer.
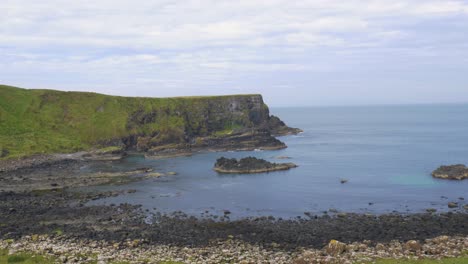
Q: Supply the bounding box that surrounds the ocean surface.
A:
[88,104,468,218]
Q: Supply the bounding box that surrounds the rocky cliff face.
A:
[125,94,300,153]
[0,85,301,159]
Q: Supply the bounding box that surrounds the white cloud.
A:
[1,0,468,104]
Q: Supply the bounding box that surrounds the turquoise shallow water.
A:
[88,104,468,218]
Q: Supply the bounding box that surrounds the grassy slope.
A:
[373,257,468,264]
[0,85,265,159]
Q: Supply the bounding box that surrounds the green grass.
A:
[0,85,266,159]
[0,249,56,264]
[372,257,468,264]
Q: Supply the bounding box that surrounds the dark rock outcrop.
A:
[432,164,468,180]
[214,156,297,174]
[266,115,303,136]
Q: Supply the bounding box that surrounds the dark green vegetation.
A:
[0,249,56,264]
[373,256,468,264]
[0,249,185,264]
[0,85,291,159]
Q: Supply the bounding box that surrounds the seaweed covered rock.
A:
[214,156,297,174]
[432,164,468,180]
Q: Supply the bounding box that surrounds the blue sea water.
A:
[88,104,468,218]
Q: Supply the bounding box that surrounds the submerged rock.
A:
[432,164,468,180]
[213,156,297,174]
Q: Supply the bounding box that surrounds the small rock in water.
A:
[340,179,348,184]
[146,172,164,178]
[448,202,458,208]
[463,204,468,210]
[426,208,437,213]
[167,171,177,175]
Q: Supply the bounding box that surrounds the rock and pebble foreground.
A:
[1,235,467,263]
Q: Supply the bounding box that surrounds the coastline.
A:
[1,189,467,263]
[1,135,468,262]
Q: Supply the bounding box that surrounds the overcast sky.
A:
[1,0,468,106]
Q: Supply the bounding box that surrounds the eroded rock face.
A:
[214,156,297,174]
[124,95,301,153]
[432,164,468,180]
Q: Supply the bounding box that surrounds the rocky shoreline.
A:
[0,171,467,262]
[1,189,468,247]
[1,126,468,262]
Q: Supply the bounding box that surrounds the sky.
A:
[1,0,468,107]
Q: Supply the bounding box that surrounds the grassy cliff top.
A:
[0,85,270,159]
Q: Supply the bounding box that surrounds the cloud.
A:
[1,0,468,105]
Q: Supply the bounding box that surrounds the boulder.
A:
[404,240,421,252]
[432,164,468,180]
[448,202,458,208]
[325,239,347,256]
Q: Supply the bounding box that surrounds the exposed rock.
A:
[432,164,468,180]
[266,115,303,136]
[82,146,126,161]
[448,202,458,208]
[325,239,347,256]
[213,157,297,174]
[404,240,422,251]
[432,235,449,244]
[146,172,165,178]
[340,179,348,184]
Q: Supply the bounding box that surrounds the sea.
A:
[88,104,468,219]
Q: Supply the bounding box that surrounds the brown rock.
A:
[375,243,386,251]
[325,239,347,256]
[432,235,449,244]
[432,164,468,180]
[404,240,421,252]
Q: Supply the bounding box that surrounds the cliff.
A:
[0,85,301,159]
